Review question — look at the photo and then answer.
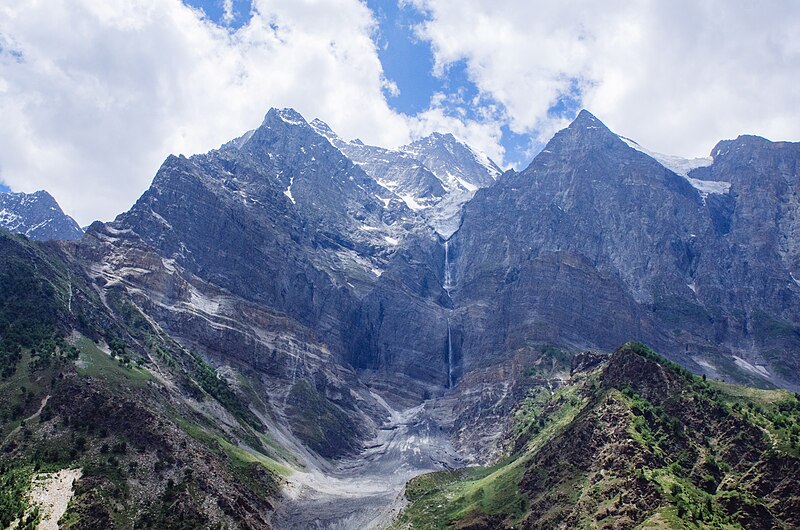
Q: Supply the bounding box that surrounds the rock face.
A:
[311,118,502,238]
[451,110,800,389]
[0,190,83,241]
[77,107,800,393]
[401,132,502,192]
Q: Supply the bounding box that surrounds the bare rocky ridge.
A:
[0,190,83,241]
[452,110,800,391]
[310,117,502,238]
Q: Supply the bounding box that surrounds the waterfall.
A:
[444,239,456,388]
[443,240,452,291]
[447,321,454,388]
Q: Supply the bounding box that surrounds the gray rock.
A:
[0,190,83,241]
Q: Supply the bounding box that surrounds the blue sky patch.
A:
[182,0,252,29]
[180,0,542,168]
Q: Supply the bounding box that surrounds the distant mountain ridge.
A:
[310,116,502,237]
[0,190,83,241]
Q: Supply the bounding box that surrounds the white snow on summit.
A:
[620,136,713,177]
[620,136,730,201]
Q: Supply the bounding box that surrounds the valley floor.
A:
[270,392,463,529]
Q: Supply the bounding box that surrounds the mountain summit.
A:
[0,190,83,241]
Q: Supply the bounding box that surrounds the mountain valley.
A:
[1,108,799,529]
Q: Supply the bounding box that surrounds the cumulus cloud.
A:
[0,0,416,223]
[222,0,234,25]
[1,1,798,223]
[410,0,800,157]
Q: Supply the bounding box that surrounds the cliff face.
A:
[73,108,800,394]
[451,111,800,389]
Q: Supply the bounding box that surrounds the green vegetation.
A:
[0,234,68,378]
[0,464,39,529]
[75,336,153,387]
[522,343,572,377]
[189,352,263,431]
[711,380,800,457]
[286,380,362,459]
[396,342,800,529]
[396,367,592,529]
[176,416,289,478]
[399,464,523,529]
[0,232,286,529]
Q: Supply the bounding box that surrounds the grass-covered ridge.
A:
[395,342,800,529]
[0,232,290,529]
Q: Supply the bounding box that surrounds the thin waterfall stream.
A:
[447,322,454,388]
[444,239,455,388]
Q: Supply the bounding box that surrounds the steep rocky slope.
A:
[451,110,800,390]
[396,343,800,529]
[0,190,83,241]
[0,232,284,528]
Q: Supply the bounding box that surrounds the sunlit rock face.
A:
[452,111,800,390]
[85,107,800,394]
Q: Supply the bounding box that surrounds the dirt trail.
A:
[270,392,463,529]
[2,395,50,446]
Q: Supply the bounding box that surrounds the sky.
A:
[0,1,798,224]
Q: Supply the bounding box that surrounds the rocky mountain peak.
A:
[265,107,308,126]
[428,131,457,143]
[0,189,83,241]
[309,118,338,140]
[401,132,502,193]
[571,108,603,126]
[540,109,624,153]
[710,134,775,160]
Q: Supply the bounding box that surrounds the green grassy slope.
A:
[395,343,800,529]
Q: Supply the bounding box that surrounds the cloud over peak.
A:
[1,0,798,224]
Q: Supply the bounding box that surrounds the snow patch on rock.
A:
[284,176,297,205]
[620,136,714,177]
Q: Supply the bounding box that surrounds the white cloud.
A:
[0,0,416,224]
[410,0,800,158]
[222,0,234,25]
[407,91,506,164]
[2,1,797,224]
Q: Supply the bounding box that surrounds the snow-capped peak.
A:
[619,136,713,177]
[275,108,306,125]
[619,136,729,203]
[309,118,338,141]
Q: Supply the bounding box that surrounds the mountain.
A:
[396,343,800,529]
[0,231,281,529]
[1,106,800,529]
[450,110,800,391]
[0,190,83,241]
[400,132,502,192]
[310,118,502,237]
